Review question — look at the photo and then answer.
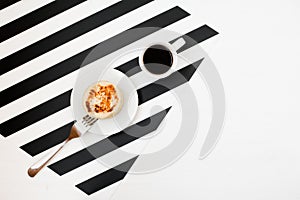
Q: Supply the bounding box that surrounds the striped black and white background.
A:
[0,0,218,198]
[2,1,300,200]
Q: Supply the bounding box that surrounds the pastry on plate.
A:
[83,81,123,119]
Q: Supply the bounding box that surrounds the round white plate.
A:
[71,67,138,135]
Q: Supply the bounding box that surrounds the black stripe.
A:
[19,25,215,155]
[115,58,140,77]
[0,0,87,43]
[171,24,219,53]
[76,156,138,195]
[0,0,20,10]
[20,122,74,156]
[137,59,204,105]
[0,90,71,137]
[48,107,171,175]
[0,0,154,75]
[115,25,218,76]
[0,6,189,109]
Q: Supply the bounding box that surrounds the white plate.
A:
[71,67,138,135]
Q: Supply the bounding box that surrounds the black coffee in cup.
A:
[142,44,173,75]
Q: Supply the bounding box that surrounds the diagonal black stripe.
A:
[116,24,218,76]
[20,122,74,156]
[0,0,20,10]
[0,0,154,75]
[19,25,214,156]
[0,0,87,43]
[0,90,71,137]
[115,58,140,77]
[171,24,219,53]
[76,156,138,195]
[0,6,189,108]
[137,58,204,105]
[48,107,171,175]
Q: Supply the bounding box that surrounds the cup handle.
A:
[170,37,186,52]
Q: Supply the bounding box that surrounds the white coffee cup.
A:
[139,38,186,79]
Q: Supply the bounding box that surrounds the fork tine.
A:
[89,118,97,125]
[82,115,89,123]
[86,117,94,122]
[85,120,92,126]
[89,118,98,126]
[81,114,97,127]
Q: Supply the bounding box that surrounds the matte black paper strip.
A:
[115,58,140,77]
[76,156,138,195]
[0,0,153,75]
[0,90,71,137]
[48,107,171,175]
[0,6,189,108]
[19,25,212,155]
[138,58,204,105]
[20,122,73,156]
[0,0,154,75]
[0,0,87,43]
[171,24,219,53]
[115,24,218,76]
[0,0,20,10]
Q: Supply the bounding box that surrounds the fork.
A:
[27,115,97,177]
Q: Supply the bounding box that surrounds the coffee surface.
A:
[143,44,173,75]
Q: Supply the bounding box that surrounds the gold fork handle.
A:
[28,125,80,177]
[27,139,70,177]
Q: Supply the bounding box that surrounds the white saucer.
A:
[71,68,138,135]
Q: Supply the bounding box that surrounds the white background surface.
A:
[0,0,300,199]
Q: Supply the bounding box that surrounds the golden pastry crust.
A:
[83,81,122,119]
